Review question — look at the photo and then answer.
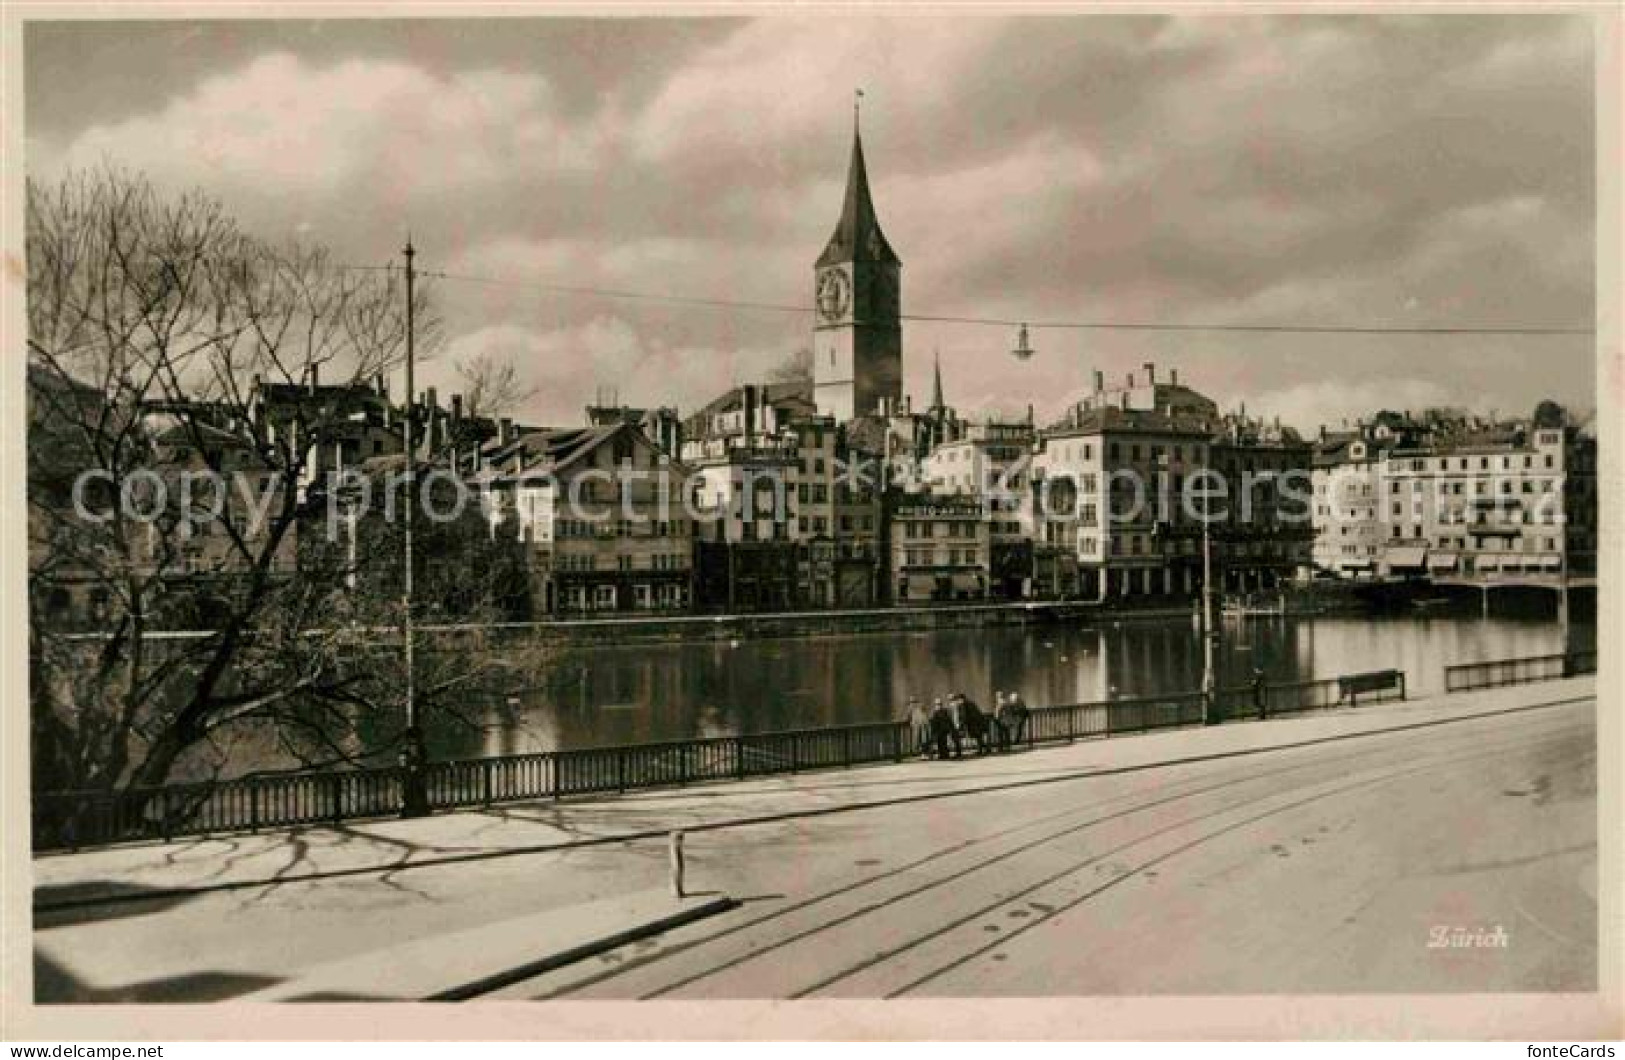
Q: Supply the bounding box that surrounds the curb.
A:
[432,892,738,1001]
[236,891,738,1002]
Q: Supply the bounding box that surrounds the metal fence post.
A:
[669,830,686,899]
[249,783,261,834]
[483,759,494,806]
[735,736,747,780]
[617,748,627,793]
[331,774,344,824]
[842,728,852,768]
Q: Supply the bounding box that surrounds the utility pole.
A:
[1200,466,1220,725]
[400,238,429,818]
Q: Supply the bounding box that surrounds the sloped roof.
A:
[685,380,818,439]
[815,126,900,268]
[489,421,690,485]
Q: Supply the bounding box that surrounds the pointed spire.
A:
[817,98,900,268]
[930,349,945,411]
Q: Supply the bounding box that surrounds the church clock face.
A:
[816,269,851,323]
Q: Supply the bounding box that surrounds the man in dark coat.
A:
[956,693,993,756]
[997,691,1031,750]
[928,697,959,760]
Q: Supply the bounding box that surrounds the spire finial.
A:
[854,87,863,131]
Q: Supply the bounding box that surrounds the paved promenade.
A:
[34,677,1596,1001]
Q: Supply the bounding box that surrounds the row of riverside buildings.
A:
[466,118,1594,616]
[29,118,1597,625]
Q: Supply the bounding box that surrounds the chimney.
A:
[426,386,438,413]
[742,384,757,443]
[1026,403,1034,425]
[1170,368,1179,385]
[309,363,320,393]
[498,417,513,447]
[451,393,463,422]
[1093,370,1104,394]
[1126,372,1135,388]
[1144,362,1156,385]
[375,373,387,397]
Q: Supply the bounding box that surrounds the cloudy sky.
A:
[25,14,1596,432]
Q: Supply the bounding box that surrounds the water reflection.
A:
[425,612,1593,760]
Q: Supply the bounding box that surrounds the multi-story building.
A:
[921,416,1036,598]
[681,381,892,609]
[250,369,401,498]
[486,422,695,615]
[888,493,990,603]
[1310,426,1391,579]
[1029,364,1311,600]
[1207,414,1315,593]
[1031,365,1217,600]
[792,415,885,607]
[682,383,807,612]
[145,417,296,579]
[1374,420,1583,580]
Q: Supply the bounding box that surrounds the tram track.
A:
[502,705,1590,1000]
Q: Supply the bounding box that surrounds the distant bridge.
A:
[1432,573,1596,591]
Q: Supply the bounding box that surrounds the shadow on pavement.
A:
[34,881,201,929]
[34,950,279,1003]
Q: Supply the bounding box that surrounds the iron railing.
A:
[32,669,1405,852]
[1444,650,1597,693]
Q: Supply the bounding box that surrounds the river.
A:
[438,608,1594,761]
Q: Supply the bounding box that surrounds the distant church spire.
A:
[817,94,900,269]
[930,349,945,412]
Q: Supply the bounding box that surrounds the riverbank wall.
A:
[434,599,1208,650]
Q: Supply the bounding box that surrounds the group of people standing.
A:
[904,691,1031,760]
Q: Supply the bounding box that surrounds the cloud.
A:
[436,318,791,426]
[40,52,611,215]
[25,16,1596,435]
[1248,377,1459,436]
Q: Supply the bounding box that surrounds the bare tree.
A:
[27,168,531,817]
[767,346,814,387]
[454,349,536,420]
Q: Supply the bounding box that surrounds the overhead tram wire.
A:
[336,262,1593,338]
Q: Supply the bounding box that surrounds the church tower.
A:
[813,106,902,422]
